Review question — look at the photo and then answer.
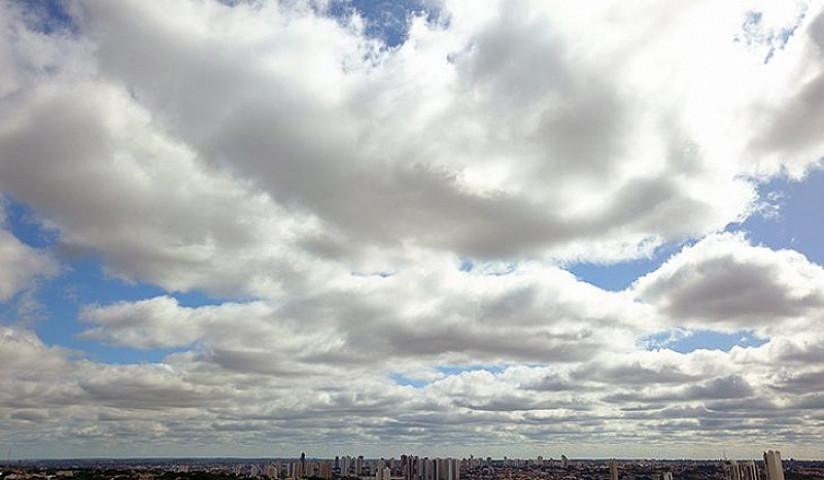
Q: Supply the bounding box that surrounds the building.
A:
[319,461,332,480]
[724,458,759,480]
[288,461,304,480]
[742,460,759,480]
[764,451,785,480]
[609,459,618,480]
[724,460,741,480]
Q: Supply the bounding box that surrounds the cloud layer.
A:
[1,0,824,459]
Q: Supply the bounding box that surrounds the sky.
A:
[1,0,824,461]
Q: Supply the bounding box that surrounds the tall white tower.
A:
[742,459,759,480]
[764,451,785,480]
[609,459,618,480]
[725,460,741,480]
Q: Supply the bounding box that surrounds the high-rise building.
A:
[448,458,459,480]
[289,461,305,480]
[609,458,618,480]
[725,459,758,480]
[561,455,568,470]
[725,460,741,480]
[401,455,414,480]
[420,457,431,480]
[319,462,332,480]
[764,451,785,480]
[742,460,759,480]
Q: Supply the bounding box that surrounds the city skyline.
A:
[0,451,803,480]
[2,0,824,460]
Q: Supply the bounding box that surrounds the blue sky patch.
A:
[644,329,768,353]
[568,242,688,292]
[12,0,75,34]
[2,197,58,249]
[389,373,430,388]
[732,168,824,265]
[436,364,506,376]
[1,198,219,363]
[736,7,807,63]
[31,258,211,363]
[329,0,440,47]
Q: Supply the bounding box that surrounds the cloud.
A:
[0,328,87,418]
[0,202,58,302]
[80,264,647,372]
[0,79,331,297]
[604,375,756,404]
[2,0,824,458]
[632,233,824,331]
[2,0,821,296]
[1,322,824,457]
[80,296,272,350]
[3,0,795,285]
[79,363,236,410]
[745,6,824,176]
